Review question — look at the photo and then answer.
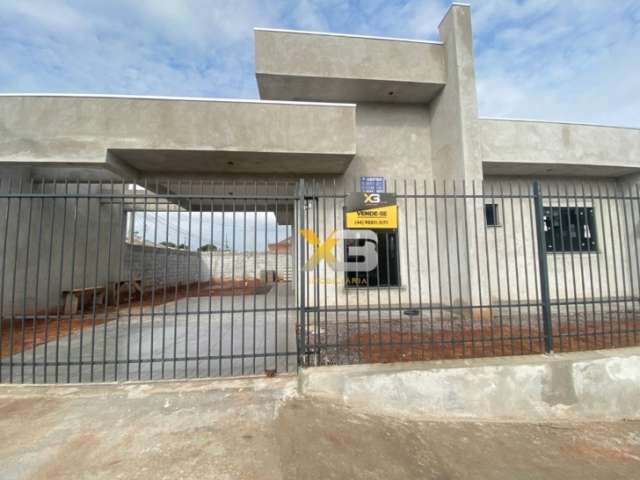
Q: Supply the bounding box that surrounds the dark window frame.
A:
[485,203,500,227]
[543,206,597,253]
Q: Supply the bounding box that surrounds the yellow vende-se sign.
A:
[345,205,398,229]
[344,192,398,229]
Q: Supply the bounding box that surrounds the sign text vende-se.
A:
[345,192,397,229]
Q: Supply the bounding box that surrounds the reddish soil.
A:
[347,321,640,364]
[1,314,114,358]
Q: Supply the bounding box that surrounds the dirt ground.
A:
[312,310,640,364]
[1,377,639,479]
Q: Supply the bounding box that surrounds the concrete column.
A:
[430,3,481,181]
[428,4,487,313]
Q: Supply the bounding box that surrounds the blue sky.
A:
[1,0,639,127]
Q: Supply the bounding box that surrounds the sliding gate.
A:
[0,178,298,383]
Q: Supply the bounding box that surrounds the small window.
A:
[543,206,597,252]
[485,203,500,226]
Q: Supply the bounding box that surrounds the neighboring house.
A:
[268,237,292,253]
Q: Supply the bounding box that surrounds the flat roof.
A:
[254,27,443,45]
[480,116,640,131]
[0,93,356,108]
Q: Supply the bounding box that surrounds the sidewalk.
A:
[1,376,639,479]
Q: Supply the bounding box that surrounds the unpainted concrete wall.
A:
[0,95,356,173]
[0,175,126,316]
[125,245,293,290]
[299,175,638,310]
[482,177,637,304]
[300,347,640,420]
[478,118,640,174]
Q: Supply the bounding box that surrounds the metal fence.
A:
[300,178,640,367]
[0,177,638,383]
[0,178,298,383]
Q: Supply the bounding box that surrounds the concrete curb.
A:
[299,347,640,421]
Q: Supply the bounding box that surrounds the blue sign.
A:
[360,176,385,193]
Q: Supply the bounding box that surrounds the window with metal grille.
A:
[485,203,500,226]
[543,206,597,252]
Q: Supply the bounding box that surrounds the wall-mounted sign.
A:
[360,176,385,193]
[345,192,397,229]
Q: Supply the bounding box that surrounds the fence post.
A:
[297,179,306,368]
[532,181,553,352]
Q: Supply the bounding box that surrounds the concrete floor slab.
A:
[2,290,297,383]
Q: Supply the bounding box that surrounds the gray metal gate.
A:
[0,178,298,383]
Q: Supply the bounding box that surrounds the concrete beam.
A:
[0,95,356,176]
[255,29,446,103]
[479,118,640,177]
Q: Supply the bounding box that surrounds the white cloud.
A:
[471,0,640,127]
[0,0,638,127]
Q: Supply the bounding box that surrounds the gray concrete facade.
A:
[0,3,638,317]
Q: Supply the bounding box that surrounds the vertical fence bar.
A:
[297,179,306,368]
[252,182,259,374]
[263,181,269,369]
[76,181,92,382]
[31,180,45,383]
[499,181,513,354]
[160,179,171,379]
[241,191,247,375]
[149,180,160,379]
[8,178,25,382]
[489,183,505,355]
[218,180,226,376]
[414,180,424,360]
[533,181,553,352]
[43,179,56,383]
[452,180,464,357]
[471,180,485,356]
[89,180,103,382]
[507,181,523,354]
[184,184,193,378]
[102,179,116,382]
[207,181,215,377]
[0,177,13,381]
[20,179,35,383]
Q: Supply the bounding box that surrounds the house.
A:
[0,4,638,381]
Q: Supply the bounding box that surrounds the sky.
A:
[0,0,639,127]
[130,212,291,252]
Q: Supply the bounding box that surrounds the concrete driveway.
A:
[1,377,639,479]
[2,286,297,383]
